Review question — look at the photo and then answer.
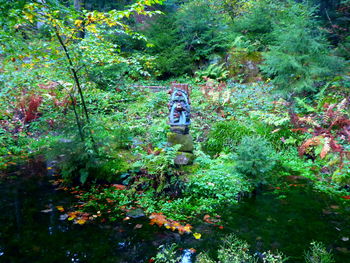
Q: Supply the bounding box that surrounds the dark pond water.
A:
[221,185,350,262]
[1,161,350,263]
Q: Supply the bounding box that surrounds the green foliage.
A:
[78,185,134,221]
[305,242,335,263]
[47,119,133,184]
[152,243,181,263]
[132,144,181,192]
[277,148,317,179]
[195,63,229,82]
[234,136,277,184]
[143,0,234,78]
[175,0,233,61]
[260,0,344,95]
[187,154,251,209]
[197,234,287,263]
[232,0,274,50]
[144,15,193,78]
[217,234,258,263]
[203,120,253,156]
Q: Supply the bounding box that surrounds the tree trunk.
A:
[74,0,85,39]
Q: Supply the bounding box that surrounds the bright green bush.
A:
[203,120,253,156]
[194,63,229,82]
[197,234,287,263]
[234,135,277,184]
[305,242,335,263]
[187,155,251,209]
[152,243,181,263]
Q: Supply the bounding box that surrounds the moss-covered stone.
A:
[167,132,194,152]
[174,152,195,165]
[179,163,200,174]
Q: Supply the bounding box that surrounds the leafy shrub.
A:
[234,136,277,184]
[195,63,229,82]
[197,234,287,263]
[305,242,335,263]
[88,63,130,90]
[47,119,133,184]
[187,155,250,209]
[152,243,181,263]
[132,145,182,192]
[49,139,129,184]
[203,120,253,156]
[217,234,257,263]
[277,148,317,179]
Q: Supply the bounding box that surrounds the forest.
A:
[0,0,350,262]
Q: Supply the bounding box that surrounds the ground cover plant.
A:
[0,0,349,262]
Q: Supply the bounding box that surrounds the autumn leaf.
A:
[41,208,53,213]
[76,219,86,225]
[56,206,64,212]
[67,212,77,220]
[74,20,83,27]
[320,137,331,159]
[112,184,126,190]
[193,233,201,239]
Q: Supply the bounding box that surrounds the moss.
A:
[227,49,262,82]
[167,132,194,152]
[179,163,200,174]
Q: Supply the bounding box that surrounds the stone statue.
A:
[167,83,194,165]
[168,89,191,134]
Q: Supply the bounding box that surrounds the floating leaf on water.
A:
[134,224,143,229]
[56,206,64,212]
[40,208,53,213]
[76,219,86,225]
[189,248,196,253]
[193,233,201,239]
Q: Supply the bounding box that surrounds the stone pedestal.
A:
[167,132,194,165]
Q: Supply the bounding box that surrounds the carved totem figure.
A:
[168,89,191,134]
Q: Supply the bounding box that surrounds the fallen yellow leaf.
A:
[56,206,64,212]
[76,219,86,225]
[193,233,201,239]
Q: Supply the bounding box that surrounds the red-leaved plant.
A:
[19,94,43,123]
[290,98,350,166]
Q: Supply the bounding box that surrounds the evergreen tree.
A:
[260,0,345,96]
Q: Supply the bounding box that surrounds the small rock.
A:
[174,152,195,165]
[126,208,145,219]
[59,214,68,220]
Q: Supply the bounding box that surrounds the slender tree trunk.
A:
[74,0,85,39]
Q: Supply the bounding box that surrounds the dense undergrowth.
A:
[1,0,350,261]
